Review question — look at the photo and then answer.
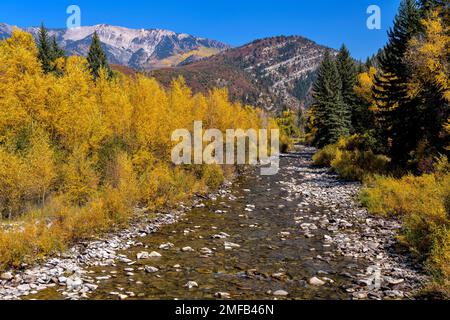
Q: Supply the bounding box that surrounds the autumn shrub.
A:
[279,135,292,153]
[313,135,390,180]
[360,163,450,292]
[312,144,338,167]
[200,164,225,190]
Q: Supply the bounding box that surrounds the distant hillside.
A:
[150,36,332,112]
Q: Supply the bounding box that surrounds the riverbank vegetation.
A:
[0,28,277,270]
[309,0,449,296]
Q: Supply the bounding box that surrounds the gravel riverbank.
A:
[0,146,428,300]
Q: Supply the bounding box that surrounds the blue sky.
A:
[0,0,401,60]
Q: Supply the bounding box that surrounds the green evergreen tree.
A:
[364,57,373,70]
[87,32,112,80]
[51,36,65,60]
[37,24,66,74]
[336,44,357,132]
[372,0,421,165]
[311,50,351,148]
[37,23,53,74]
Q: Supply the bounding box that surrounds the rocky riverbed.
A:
[0,146,428,300]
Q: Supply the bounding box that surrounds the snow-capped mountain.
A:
[0,23,229,70]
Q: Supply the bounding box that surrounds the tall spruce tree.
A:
[311,50,351,148]
[372,0,421,165]
[336,44,357,132]
[87,32,112,80]
[37,23,53,74]
[37,24,66,74]
[51,36,65,60]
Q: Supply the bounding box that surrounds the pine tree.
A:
[372,0,421,165]
[37,24,65,74]
[336,44,357,132]
[51,36,65,60]
[311,50,351,148]
[37,23,53,73]
[87,32,112,80]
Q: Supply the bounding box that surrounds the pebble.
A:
[0,272,13,281]
[224,242,241,250]
[215,292,231,299]
[136,251,149,260]
[309,277,326,286]
[273,290,289,296]
[144,266,159,273]
[159,243,174,250]
[199,247,213,255]
[149,251,162,258]
[66,277,83,289]
[212,232,230,239]
[185,281,199,289]
[17,284,31,292]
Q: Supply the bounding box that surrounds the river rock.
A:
[58,276,67,284]
[212,232,230,239]
[149,251,162,258]
[144,266,159,273]
[200,247,213,255]
[309,277,326,286]
[159,243,174,250]
[181,246,195,252]
[273,290,289,296]
[185,281,199,289]
[0,272,13,281]
[385,277,405,286]
[17,284,31,292]
[66,277,83,290]
[224,242,241,250]
[215,292,231,299]
[85,283,98,291]
[136,251,149,259]
[352,291,368,299]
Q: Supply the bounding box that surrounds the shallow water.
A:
[31,149,362,300]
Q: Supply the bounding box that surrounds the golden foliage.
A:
[360,166,450,289]
[313,135,389,181]
[354,67,379,112]
[0,29,273,269]
[407,10,450,102]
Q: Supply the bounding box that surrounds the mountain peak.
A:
[0,23,230,70]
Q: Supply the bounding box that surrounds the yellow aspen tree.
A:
[25,129,56,206]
